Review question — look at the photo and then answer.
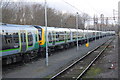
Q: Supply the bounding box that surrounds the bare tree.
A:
[1,1,90,29]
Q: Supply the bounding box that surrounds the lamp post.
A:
[76,12,79,50]
[101,14,104,37]
[61,19,63,27]
[45,0,48,66]
[118,2,120,36]
[93,15,97,41]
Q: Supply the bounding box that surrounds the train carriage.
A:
[1,24,40,64]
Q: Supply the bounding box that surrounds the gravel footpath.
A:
[83,36,118,79]
[2,37,112,78]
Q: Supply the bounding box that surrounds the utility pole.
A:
[45,0,48,66]
[102,14,104,32]
[100,14,104,36]
[118,1,120,25]
[95,16,98,38]
[118,1,120,35]
[98,17,101,39]
[61,19,63,27]
[86,18,90,47]
[76,12,79,50]
[105,17,108,31]
[94,15,97,41]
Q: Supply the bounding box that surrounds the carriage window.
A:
[5,34,12,44]
[21,33,23,42]
[0,35,2,50]
[7,39,11,43]
[48,32,52,41]
[2,31,19,50]
[56,32,59,38]
[28,32,33,46]
[13,32,19,43]
[38,30,42,40]
[21,32,26,42]
[6,32,8,35]
[28,32,33,41]
[24,33,26,42]
[57,32,59,38]
[36,34,38,42]
[38,34,41,40]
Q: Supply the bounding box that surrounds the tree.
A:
[1,1,90,30]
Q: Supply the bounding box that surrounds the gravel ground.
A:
[83,36,118,79]
[2,37,112,78]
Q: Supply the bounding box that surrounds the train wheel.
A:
[71,42,74,47]
[6,57,12,64]
[30,51,38,59]
[23,54,31,63]
[12,55,17,63]
[40,52,46,58]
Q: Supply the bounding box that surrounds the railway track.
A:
[50,37,114,80]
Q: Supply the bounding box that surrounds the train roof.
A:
[1,24,37,31]
[1,23,34,27]
[1,23,110,33]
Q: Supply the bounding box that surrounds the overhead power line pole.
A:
[100,14,104,33]
[118,2,120,24]
[76,12,79,51]
[118,1,120,35]
[93,15,96,41]
[93,15,98,40]
[45,0,48,66]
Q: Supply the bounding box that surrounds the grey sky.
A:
[16,0,119,17]
[50,0,119,17]
[12,0,119,21]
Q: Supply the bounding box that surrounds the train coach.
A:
[1,24,41,64]
[0,24,115,65]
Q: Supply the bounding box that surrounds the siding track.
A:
[50,37,114,80]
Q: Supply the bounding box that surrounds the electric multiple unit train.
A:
[0,24,115,65]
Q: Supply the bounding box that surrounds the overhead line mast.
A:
[45,0,48,66]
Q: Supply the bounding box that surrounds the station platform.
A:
[3,36,113,78]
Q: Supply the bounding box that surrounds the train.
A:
[0,23,115,65]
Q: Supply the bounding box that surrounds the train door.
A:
[20,30,27,52]
[65,31,67,43]
[52,31,55,45]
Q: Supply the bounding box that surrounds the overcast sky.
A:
[13,0,119,18]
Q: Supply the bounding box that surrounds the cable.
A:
[62,0,101,17]
[61,0,84,14]
[84,1,101,16]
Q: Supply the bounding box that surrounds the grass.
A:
[44,74,55,78]
[83,67,101,78]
